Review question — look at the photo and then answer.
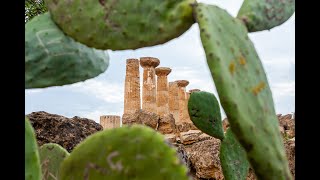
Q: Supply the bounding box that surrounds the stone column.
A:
[155,67,172,116]
[123,59,141,114]
[175,80,189,124]
[169,82,179,123]
[100,115,121,129]
[140,57,160,113]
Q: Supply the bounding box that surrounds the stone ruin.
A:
[121,57,198,133]
[100,115,121,130]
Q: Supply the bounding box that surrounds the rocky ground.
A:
[26,111,103,152]
[26,111,295,179]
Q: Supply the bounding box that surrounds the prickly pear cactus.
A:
[59,125,189,180]
[194,4,292,180]
[188,91,224,140]
[237,0,295,32]
[25,12,109,89]
[44,0,195,50]
[25,117,41,180]
[220,128,249,180]
[39,143,70,180]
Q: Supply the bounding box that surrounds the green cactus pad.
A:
[25,117,41,180]
[188,91,224,140]
[44,0,195,50]
[59,125,189,180]
[25,12,109,89]
[237,0,295,32]
[39,143,70,180]
[194,4,292,180]
[220,128,249,180]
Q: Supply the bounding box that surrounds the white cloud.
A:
[271,82,295,99]
[69,79,124,103]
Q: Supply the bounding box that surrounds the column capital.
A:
[126,58,139,63]
[140,57,160,68]
[155,67,172,76]
[175,80,189,87]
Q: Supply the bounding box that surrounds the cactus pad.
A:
[59,125,189,180]
[237,0,295,32]
[188,91,224,140]
[25,12,109,89]
[25,117,41,180]
[220,128,249,180]
[44,0,195,50]
[39,143,70,180]
[194,4,292,179]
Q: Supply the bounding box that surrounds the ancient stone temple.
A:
[140,57,160,113]
[155,67,172,116]
[100,115,121,129]
[121,57,200,133]
[123,59,141,114]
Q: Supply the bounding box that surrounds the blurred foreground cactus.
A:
[59,125,189,180]
[25,12,109,89]
[193,4,292,179]
[39,143,70,180]
[25,117,41,180]
[25,0,294,179]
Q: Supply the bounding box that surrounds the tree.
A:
[25,0,47,23]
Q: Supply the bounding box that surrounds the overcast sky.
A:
[25,0,295,123]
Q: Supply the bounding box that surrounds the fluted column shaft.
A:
[155,67,172,116]
[140,57,160,113]
[176,80,189,124]
[100,115,121,129]
[124,59,141,114]
[169,82,179,123]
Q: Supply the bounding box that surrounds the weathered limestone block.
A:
[176,122,192,132]
[169,82,179,123]
[123,59,141,114]
[158,113,176,134]
[122,109,159,129]
[164,134,176,144]
[187,139,223,179]
[179,130,202,145]
[155,67,172,116]
[100,115,120,129]
[198,133,212,141]
[140,57,160,113]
